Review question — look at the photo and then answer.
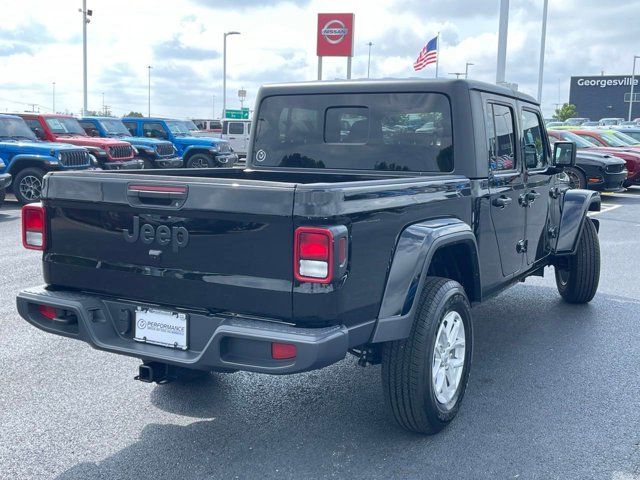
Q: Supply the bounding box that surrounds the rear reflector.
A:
[38,305,57,320]
[271,342,297,360]
[22,203,46,251]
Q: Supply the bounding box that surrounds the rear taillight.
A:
[22,203,46,251]
[294,226,348,284]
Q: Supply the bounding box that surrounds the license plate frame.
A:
[134,307,188,350]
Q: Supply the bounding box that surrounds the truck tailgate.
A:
[42,172,295,321]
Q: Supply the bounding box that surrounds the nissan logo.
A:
[321,20,348,44]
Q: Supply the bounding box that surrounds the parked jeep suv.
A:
[122,117,237,168]
[0,114,90,203]
[19,113,142,170]
[79,117,182,169]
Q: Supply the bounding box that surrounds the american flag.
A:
[413,36,438,71]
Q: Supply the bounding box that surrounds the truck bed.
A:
[41,168,472,327]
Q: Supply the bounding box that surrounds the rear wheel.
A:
[555,217,600,303]
[142,159,155,169]
[14,167,45,204]
[381,277,473,434]
[565,167,586,189]
[186,153,212,168]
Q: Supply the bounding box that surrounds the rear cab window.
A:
[253,92,454,172]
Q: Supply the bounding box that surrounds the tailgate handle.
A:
[127,183,188,209]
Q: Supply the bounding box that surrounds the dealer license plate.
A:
[134,307,188,350]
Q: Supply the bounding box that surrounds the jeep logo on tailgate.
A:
[123,216,189,252]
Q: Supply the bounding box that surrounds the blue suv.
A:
[79,117,183,169]
[122,117,237,168]
[0,114,91,203]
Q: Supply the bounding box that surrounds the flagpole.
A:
[435,31,440,78]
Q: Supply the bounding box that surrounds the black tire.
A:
[381,277,473,434]
[555,217,600,303]
[186,153,213,169]
[565,166,586,189]
[13,167,45,204]
[0,188,5,208]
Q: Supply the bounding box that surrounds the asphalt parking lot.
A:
[1,191,639,480]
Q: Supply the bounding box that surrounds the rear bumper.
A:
[102,159,144,170]
[16,286,352,374]
[0,173,11,189]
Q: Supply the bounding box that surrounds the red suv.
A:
[19,113,142,170]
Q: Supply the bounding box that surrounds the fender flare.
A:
[554,189,600,255]
[182,145,212,160]
[370,218,480,343]
[6,154,56,175]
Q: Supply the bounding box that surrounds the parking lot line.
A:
[589,203,621,216]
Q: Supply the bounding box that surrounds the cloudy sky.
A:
[1,0,638,118]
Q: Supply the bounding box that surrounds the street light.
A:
[238,87,247,112]
[465,62,474,79]
[222,31,241,120]
[212,94,216,120]
[78,1,92,116]
[536,0,549,102]
[628,55,640,121]
[52,82,56,113]
[147,65,152,117]
[366,42,373,78]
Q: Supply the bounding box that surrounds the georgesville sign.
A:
[317,13,355,57]
[569,75,639,120]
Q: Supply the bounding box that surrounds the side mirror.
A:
[553,141,576,167]
[34,127,46,140]
[523,144,538,169]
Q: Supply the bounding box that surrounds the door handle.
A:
[229,137,236,140]
[525,190,541,203]
[492,196,512,209]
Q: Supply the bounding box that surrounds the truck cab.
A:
[79,117,182,169]
[121,117,237,168]
[18,113,142,170]
[0,114,90,203]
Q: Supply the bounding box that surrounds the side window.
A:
[79,121,99,137]
[324,107,369,143]
[142,122,167,139]
[577,134,604,146]
[487,103,516,172]
[228,122,244,135]
[122,122,137,136]
[521,110,548,169]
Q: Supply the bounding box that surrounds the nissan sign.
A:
[317,13,354,57]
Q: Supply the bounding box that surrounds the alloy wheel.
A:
[19,175,43,201]
[431,310,466,408]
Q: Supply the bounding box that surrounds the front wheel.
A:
[381,277,473,434]
[565,167,586,189]
[13,167,45,204]
[185,153,213,169]
[555,217,600,303]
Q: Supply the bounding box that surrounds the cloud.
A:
[0,20,55,44]
[0,43,34,57]
[153,35,219,61]
[191,0,311,9]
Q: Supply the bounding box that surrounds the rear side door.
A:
[520,106,552,265]
[485,98,526,277]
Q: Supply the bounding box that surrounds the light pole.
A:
[147,65,152,117]
[628,55,639,121]
[449,72,465,79]
[52,82,56,113]
[212,94,216,119]
[79,1,92,116]
[102,92,105,116]
[222,31,240,120]
[496,0,509,84]
[465,62,474,79]
[536,0,549,102]
[366,42,373,78]
[238,87,247,113]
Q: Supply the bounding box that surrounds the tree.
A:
[553,103,577,121]
[125,111,144,118]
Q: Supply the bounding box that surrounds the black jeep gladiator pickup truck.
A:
[17,79,601,434]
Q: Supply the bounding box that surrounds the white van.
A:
[221,120,251,157]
